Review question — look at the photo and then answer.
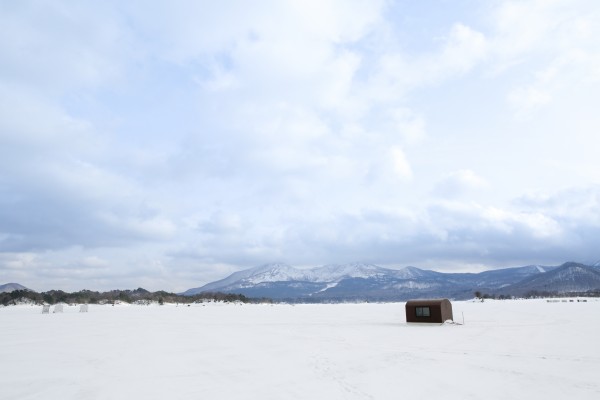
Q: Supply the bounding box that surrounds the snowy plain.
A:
[1,299,599,400]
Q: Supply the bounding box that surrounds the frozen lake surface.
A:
[1,299,599,399]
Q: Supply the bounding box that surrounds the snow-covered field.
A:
[1,299,599,399]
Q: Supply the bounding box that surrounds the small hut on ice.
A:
[405,299,453,323]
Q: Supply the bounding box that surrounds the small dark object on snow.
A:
[405,299,453,323]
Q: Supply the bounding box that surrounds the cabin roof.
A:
[405,299,450,307]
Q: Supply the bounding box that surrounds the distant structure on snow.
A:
[405,299,453,323]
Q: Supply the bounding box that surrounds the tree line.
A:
[474,289,600,300]
[0,288,272,306]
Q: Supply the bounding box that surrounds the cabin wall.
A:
[405,299,453,323]
[440,301,453,322]
[405,305,443,323]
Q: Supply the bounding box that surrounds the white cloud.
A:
[433,170,489,198]
[0,83,95,148]
[0,2,128,91]
[195,65,239,92]
[482,207,562,238]
[370,23,487,100]
[387,108,427,145]
[198,211,244,235]
[488,0,600,114]
[81,256,110,269]
[491,0,598,60]
[2,0,600,291]
[99,214,177,241]
[437,23,488,76]
[515,186,600,223]
[390,147,413,180]
[0,252,39,270]
[507,86,552,113]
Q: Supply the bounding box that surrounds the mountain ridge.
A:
[183,262,599,300]
[499,262,600,296]
[0,283,30,293]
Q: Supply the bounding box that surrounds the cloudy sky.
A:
[1,0,600,292]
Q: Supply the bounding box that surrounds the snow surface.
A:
[1,300,599,399]
[536,265,546,273]
[309,263,390,281]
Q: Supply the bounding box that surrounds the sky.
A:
[1,0,600,292]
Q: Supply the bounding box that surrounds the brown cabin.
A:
[405,299,453,323]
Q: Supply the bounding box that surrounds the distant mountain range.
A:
[0,283,29,293]
[183,262,600,301]
[498,262,600,296]
[4,262,600,302]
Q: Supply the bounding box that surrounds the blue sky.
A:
[1,0,600,291]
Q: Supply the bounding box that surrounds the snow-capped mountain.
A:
[0,283,29,293]
[308,263,393,281]
[191,263,308,293]
[184,263,395,295]
[389,266,441,279]
[182,261,594,300]
[462,265,556,288]
[500,262,600,295]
